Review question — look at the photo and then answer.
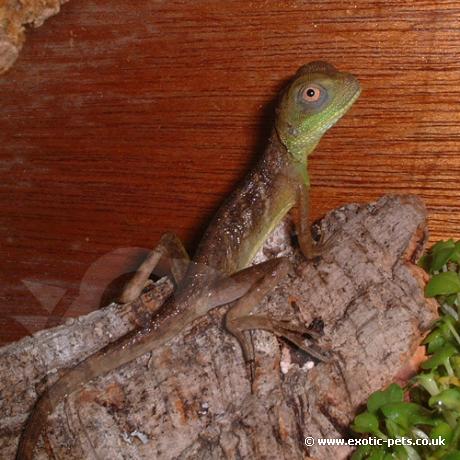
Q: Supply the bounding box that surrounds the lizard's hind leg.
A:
[224,257,327,381]
[119,232,190,304]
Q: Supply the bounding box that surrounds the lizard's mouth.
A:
[336,72,361,114]
[321,73,361,132]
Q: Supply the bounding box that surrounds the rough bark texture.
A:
[0,0,68,74]
[0,195,438,459]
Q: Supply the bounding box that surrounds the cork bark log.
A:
[0,0,69,74]
[0,195,438,459]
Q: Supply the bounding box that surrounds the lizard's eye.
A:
[296,83,328,111]
[300,85,322,102]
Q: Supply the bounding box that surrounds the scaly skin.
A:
[15,61,360,460]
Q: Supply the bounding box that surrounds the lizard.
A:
[15,60,360,460]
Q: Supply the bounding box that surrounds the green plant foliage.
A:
[425,272,460,298]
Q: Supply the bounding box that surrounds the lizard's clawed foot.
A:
[304,231,337,260]
[230,315,329,363]
[271,321,329,362]
[297,227,335,261]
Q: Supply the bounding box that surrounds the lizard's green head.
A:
[275,61,360,162]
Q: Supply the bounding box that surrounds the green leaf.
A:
[351,444,372,460]
[446,293,459,306]
[430,421,453,444]
[393,445,409,459]
[385,418,406,438]
[451,355,460,378]
[450,242,460,264]
[429,388,460,412]
[412,373,440,396]
[368,449,386,460]
[351,445,389,460]
[418,254,430,271]
[368,384,404,413]
[423,329,446,354]
[367,391,388,414]
[442,451,460,460]
[352,412,380,434]
[381,402,435,430]
[430,240,456,272]
[425,272,460,297]
[421,343,457,373]
[426,316,460,350]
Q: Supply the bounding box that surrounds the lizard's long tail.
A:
[16,263,259,459]
[15,303,201,460]
[15,326,140,460]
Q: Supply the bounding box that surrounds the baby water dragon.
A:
[16,61,360,459]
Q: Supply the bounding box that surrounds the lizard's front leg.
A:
[119,232,190,304]
[296,182,334,260]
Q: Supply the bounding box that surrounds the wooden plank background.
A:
[1,0,460,344]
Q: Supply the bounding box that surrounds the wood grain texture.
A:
[0,0,459,344]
